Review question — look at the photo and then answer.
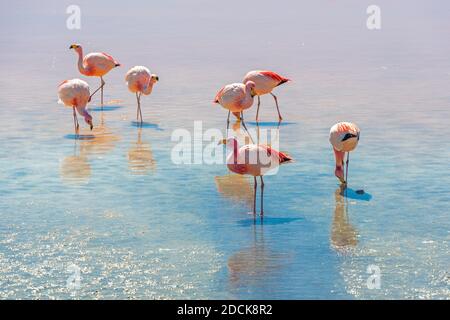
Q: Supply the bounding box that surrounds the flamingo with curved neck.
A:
[69,44,120,109]
[58,79,93,135]
[125,66,159,123]
[329,122,360,186]
[214,81,256,136]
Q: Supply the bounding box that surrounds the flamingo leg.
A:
[136,92,140,123]
[270,93,283,121]
[255,96,261,122]
[89,77,106,104]
[135,92,139,121]
[256,121,260,146]
[253,176,257,215]
[72,107,79,135]
[226,110,230,134]
[345,152,350,188]
[260,176,265,216]
[100,76,105,110]
[138,93,143,124]
[240,112,254,144]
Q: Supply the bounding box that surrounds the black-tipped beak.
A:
[218,139,227,145]
[156,76,159,81]
[90,124,93,130]
[69,45,74,49]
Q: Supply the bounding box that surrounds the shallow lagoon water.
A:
[0,0,449,299]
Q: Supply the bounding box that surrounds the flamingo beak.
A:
[90,123,93,130]
[218,139,227,145]
[69,45,75,49]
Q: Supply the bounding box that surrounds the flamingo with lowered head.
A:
[243,70,290,122]
[329,122,360,185]
[214,82,256,134]
[58,79,93,134]
[69,44,120,108]
[125,66,159,123]
[219,137,292,216]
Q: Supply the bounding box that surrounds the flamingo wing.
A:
[261,145,293,163]
[101,52,120,66]
[260,71,290,85]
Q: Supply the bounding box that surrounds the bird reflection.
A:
[228,223,287,288]
[128,127,156,175]
[60,154,91,184]
[330,185,359,253]
[60,114,119,184]
[215,174,253,207]
[79,114,120,156]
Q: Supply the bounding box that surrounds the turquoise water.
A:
[0,0,449,299]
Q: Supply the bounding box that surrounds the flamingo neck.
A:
[142,82,153,95]
[243,85,254,105]
[76,48,86,75]
[74,106,89,118]
[333,148,345,169]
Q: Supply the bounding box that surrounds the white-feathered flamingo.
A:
[58,79,93,134]
[125,66,159,123]
[69,44,120,108]
[329,122,360,185]
[214,82,256,133]
[243,70,290,121]
[219,137,292,215]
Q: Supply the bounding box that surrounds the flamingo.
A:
[58,79,93,134]
[125,66,159,123]
[219,137,292,215]
[214,82,256,134]
[69,44,120,108]
[329,122,360,185]
[243,70,290,121]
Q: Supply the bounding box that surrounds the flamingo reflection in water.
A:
[79,114,120,157]
[228,223,289,288]
[330,185,359,253]
[128,128,156,175]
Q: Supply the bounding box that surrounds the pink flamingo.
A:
[243,70,290,121]
[214,82,256,135]
[58,79,93,134]
[69,44,120,108]
[219,137,293,215]
[329,122,360,185]
[125,66,159,123]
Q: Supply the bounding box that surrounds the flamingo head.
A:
[340,132,360,152]
[150,74,159,84]
[83,111,93,130]
[69,44,82,54]
[245,81,257,97]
